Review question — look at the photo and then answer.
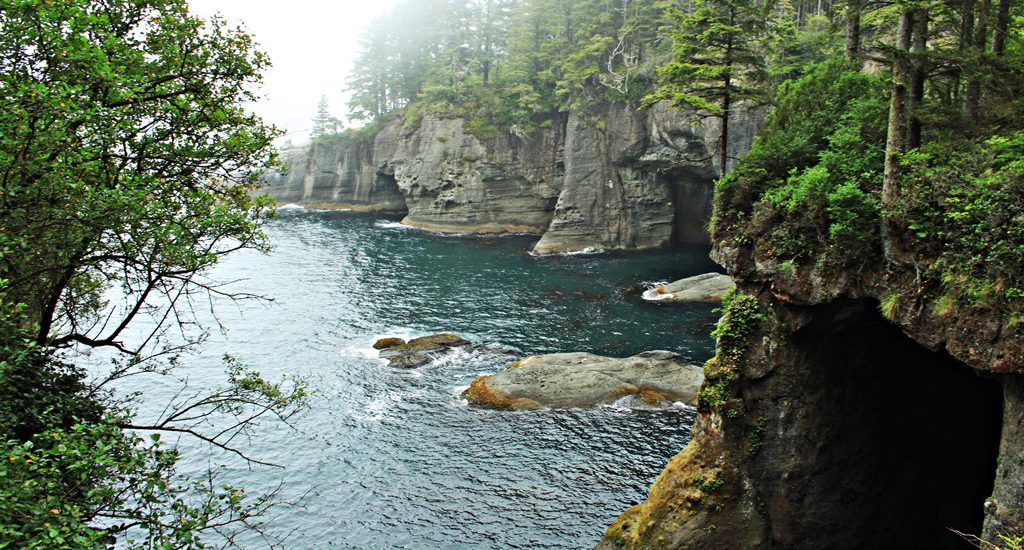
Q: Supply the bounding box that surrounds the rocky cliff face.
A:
[263,137,407,212]
[598,200,1024,548]
[262,103,760,252]
[533,102,759,254]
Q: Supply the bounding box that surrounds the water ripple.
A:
[118,210,719,549]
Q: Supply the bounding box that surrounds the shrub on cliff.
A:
[713,54,1024,318]
[900,132,1024,321]
[712,57,887,268]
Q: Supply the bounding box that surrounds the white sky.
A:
[188,0,401,145]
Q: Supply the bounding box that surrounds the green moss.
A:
[697,290,763,414]
[402,103,425,131]
[465,116,498,141]
[778,259,796,276]
[747,418,768,457]
[462,155,480,163]
[692,473,725,494]
[933,292,958,317]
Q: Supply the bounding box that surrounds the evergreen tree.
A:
[471,0,517,86]
[347,15,393,120]
[311,94,343,139]
[646,0,776,176]
[557,0,669,110]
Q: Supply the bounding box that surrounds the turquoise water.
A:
[120,208,722,549]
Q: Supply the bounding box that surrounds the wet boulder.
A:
[377,333,472,368]
[373,337,406,350]
[463,351,703,410]
[642,273,734,303]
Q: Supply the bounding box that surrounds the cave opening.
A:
[775,300,1003,549]
[374,172,409,215]
[667,169,715,246]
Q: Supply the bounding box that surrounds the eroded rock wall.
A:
[262,103,761,251]
[263,139,407,212]
[599,216,1024,549]
[383,115,565,234]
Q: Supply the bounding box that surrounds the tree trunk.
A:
[908,8,928,149]
[845,0,862,58]
[993,0,1010,55]
[961,0,976,51]
[720,9,736,177]
[483,0,494,86]
[882,9,914,259]
[720,94,730,177]
[964,0,990,120]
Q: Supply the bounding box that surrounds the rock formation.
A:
[463,351,703,410]
[262,102,762,252]
[598,212,1024,548]
[642,273,735,303]
[375,333,471,368]
[264,139,407,212]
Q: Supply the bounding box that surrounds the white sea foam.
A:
[353,393,398,422]
[528,246,606,258]
[375,220,413,231]
[344,328,422,361]
[278,203,306,210]
[608,395,636,410]
[558,247,606,257]
[642,288,675,301]
[641,280,674,302]
[604,394,692,411]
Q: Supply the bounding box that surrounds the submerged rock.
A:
[377,333,471,368]
[642,272,734,303]
[463,351,703,410]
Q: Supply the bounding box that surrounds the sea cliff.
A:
[262,102,761,254]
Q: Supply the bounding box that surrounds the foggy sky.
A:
[188,0,401,144]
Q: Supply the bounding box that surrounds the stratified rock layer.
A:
[533,103,760,254]
[463,351,703,410]
[263,103,762,252]
[265,140,407,212]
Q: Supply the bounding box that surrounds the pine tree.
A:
[311,95,342,139]
[646,0,775,176]
[347,14,392,121]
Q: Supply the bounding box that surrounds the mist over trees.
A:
[346,0,682,130]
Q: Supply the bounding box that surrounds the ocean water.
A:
[115,208,723,549]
